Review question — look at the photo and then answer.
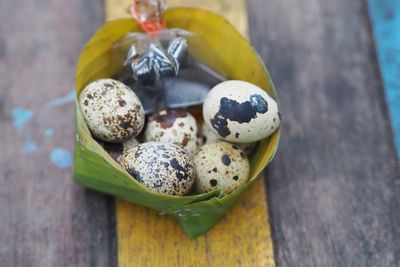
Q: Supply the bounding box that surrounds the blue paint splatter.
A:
[22,135,37,155]
[367,0,400,158]
[22,141,37,155]
[44,128,54,137]
[48,90,75,106]
[50,147,73,169]
[11,107,33,132]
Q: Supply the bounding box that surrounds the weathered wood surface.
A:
[367,0,400,158]
[106,1,275,266]
[0,1,117,267]
[247,0,400,266]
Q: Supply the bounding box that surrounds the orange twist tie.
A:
[131,0,167,34]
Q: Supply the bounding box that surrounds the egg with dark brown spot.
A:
[79,79,145,143]
[144,110,199,156]
[201,123,220,145]
[194,140,249,195]
[203,80,280,143]
[102,137,139,162]
[201,123,257,156]
[120,142,195,195]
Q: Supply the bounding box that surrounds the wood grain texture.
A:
[247,0,400,266]
[367,0,400,158]
[117,182,274,267]
[0,1,117,266]
[105,1,275,266]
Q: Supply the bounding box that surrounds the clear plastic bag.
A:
[112,0,225,114]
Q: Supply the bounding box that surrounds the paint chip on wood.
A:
[50,147,73,169]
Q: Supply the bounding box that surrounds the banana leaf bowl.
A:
[73,7,280,238]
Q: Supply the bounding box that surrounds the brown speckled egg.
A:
[203,80,280,143]
[144,110,199,156]
[236,142,257,156]
[194,140,250,195]
[79,79,145,143]
[120,142,195,195]
[196,133,204,149]
[102,137,139,162]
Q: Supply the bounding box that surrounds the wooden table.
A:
[1,0,399,266]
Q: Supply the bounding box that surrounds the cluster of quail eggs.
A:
[79,79,280,196]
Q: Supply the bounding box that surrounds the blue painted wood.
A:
[367,0,400,158]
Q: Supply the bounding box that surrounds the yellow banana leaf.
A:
[74,7,280,238]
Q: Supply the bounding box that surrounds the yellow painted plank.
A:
[105,1,275,266]
[117,180,274,267]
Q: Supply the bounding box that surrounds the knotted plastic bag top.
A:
[113,0,224,115]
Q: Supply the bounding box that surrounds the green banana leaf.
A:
[73,7,280,238]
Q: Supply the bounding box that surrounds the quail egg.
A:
[144,110,200,156]
[194,140,250,195]
[201,123,256,155]
[120,142,195,195]
[237,142,257,156]
[203,80,280,143]
[123,137,140,150]
[102,137,139,162]
[201,122,220,145]
[79,78,145,143]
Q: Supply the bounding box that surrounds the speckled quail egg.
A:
[120,142,195,195]
[201,122,220,145]
[201,123,256,155]
[123,137,140,150]
[194,140,250,195]
[237,142,257,156]
[102,137,139,163]
[196,133,204,148]
[203,80,280,143]
[144,110,200,156]
[79,78,145,143]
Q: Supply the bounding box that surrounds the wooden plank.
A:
[367,0,400,158]
[117,184,274,267]
[247,0,400,266]
[105,1,275,266]
[0,1,117,266]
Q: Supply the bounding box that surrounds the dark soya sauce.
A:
[115,54,226,115]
